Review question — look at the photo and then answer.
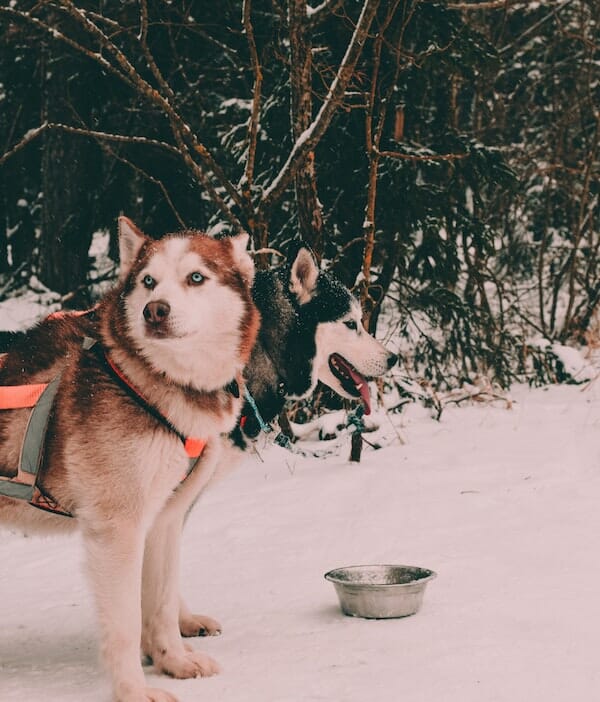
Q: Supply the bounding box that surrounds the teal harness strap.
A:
[243,386,273,434]
[242,387,313,456]
[241,387,339,460]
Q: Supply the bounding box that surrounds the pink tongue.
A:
[346,365,371,415]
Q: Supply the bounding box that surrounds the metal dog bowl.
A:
[324,564,436,619]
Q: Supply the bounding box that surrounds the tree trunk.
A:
[0,175,8,274]
[289,0,323,259]
[38,45,94,305]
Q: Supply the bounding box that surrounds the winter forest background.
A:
[0,0,598,394]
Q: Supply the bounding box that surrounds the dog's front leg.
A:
[82,521,176,702]
[141,509,220,679]
[177,439,245,637]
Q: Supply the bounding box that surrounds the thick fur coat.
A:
[0,218,259,702]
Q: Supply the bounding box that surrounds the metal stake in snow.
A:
[348,406,365,462]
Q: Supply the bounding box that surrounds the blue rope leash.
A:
[243,386,273,434]
[243,387,336,459]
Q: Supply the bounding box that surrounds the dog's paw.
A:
[153,647,220,679]
[116,686,178,702]
[179,613,222,637]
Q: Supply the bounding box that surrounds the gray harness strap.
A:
[0,336,204,515]
[20,374,62,481]
[0,374,61,504]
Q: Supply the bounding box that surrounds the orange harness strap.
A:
[0,383,49,410]
[0,321,209,517]
[0,353,49,409]
[0,308,96,410]
[102,350,207,459]
[0,365,206,516]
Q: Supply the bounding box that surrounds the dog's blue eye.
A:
[188,272,205,286]
[344,320,358,331]
[142,274,155,289]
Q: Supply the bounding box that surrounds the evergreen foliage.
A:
[0,0,598,389]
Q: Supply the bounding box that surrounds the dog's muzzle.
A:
[143,300,171,336]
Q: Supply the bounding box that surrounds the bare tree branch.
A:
[289,0,324,257]
[561,113,600,338]
[242,0,263,189]
[306,0,344,27]
[138,0,149,44]
[54,1,245,221]
[0,121,183,165]
[94,138,188,229]
[0,7,135,88]
[0,119,187,228]
[0,124,47,168]
[498,0,577,55]
[376,148,470,162]
[361,0,404,329]
[260,0,381,215]
[447,1,509,10]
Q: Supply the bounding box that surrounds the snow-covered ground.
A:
[1,271,599,701]
[1,363,600,701]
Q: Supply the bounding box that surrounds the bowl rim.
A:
[324,564,437,588]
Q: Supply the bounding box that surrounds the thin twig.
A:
[242,0,263,188]
[0,124,47,168]
[498,0,577,55]
[55,1,246,227]
[377,148,470,162]
[447,1,508,10]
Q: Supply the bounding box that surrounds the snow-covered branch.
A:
[0,125,47,168]
[260,0,381,214]
[3,1,246,231]
[446,1,508,9]
[306,0,344,27]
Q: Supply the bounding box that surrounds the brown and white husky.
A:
[0,217,259,702]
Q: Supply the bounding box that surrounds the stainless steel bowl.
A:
[324,564,436,619]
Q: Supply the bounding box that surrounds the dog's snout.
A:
[387,352,399,370]
[143,300,171,325]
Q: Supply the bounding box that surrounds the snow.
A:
[0,289,60,330]
[1,351,600,701]
[1,282,599,700]
[527,337,593,382]
[220,98,252,111]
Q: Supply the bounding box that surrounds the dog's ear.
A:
[118,216,147,281]
[289,247,318,305]
[229,231,255,285]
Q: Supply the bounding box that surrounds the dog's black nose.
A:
[143,300,171,325]
[387,352,399,369]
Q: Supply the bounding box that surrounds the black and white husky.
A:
[0,242,397,442]
[233,244,398,445]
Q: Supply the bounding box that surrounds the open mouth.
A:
[328,353,371,415]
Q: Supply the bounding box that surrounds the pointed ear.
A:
[289,247,318,305]
[229,231,255,285]
[118,216,147,281]
[230,231,250,259]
